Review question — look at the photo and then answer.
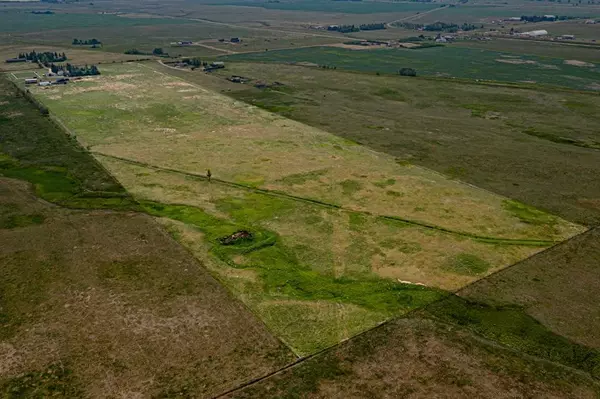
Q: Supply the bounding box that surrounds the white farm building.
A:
[520,30,549,37]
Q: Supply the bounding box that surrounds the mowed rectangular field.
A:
[23,62,585,354]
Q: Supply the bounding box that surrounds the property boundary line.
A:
[92,151,559,247]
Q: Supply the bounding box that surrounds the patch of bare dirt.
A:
[496,58,537,65]
[565,59,595,67]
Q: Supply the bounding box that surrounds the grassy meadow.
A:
[193,62,600,226]
[223,46,600,90]
[17,61,586,354]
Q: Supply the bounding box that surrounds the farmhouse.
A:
[230,37,241,43]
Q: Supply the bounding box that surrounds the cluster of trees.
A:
[328,23,386,33]
[49,63,100,76]
[124,48,169,56]
[328,25,360,33]
[399,21,482,32]
[359,23,386,31]
[16,51,67,64]
[181,58,208,67]
[124,48,148,55]
[399,68,417,77]
[424,21,481,32]
[72,38,101,46]
[319,65,337,69]
[152,48,170,56]
[31,10,54,14]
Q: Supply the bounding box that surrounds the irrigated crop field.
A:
[22,62,585,355]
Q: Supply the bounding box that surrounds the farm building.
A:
[25,78,38,84]
[5,58,27,63]
[230,37,241,43]
[520,30,548,37]
[38,81,52,87]
[177,41,193,45]
[558,35,576,40]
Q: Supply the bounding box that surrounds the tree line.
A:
[17,51,67,63]
[124,48,169,57]
[327,23,386,33]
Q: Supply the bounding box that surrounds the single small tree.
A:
[207,169,212,182]
[152,48,164,55]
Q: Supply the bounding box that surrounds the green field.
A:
[224,46,600,90]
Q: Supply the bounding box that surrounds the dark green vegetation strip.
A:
[224,46,600,91]
[140,200,446,314]
[424,296,600,379]
[0,79,139,211]
[93,152,557,247]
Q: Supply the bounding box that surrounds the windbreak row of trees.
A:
[397,21,482,32]
[72,38,102,45]
[16,51,67,63]
[520,15,580,22]
[124,48,169,56]
[328,23,386,33]
[49,63,100,76]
